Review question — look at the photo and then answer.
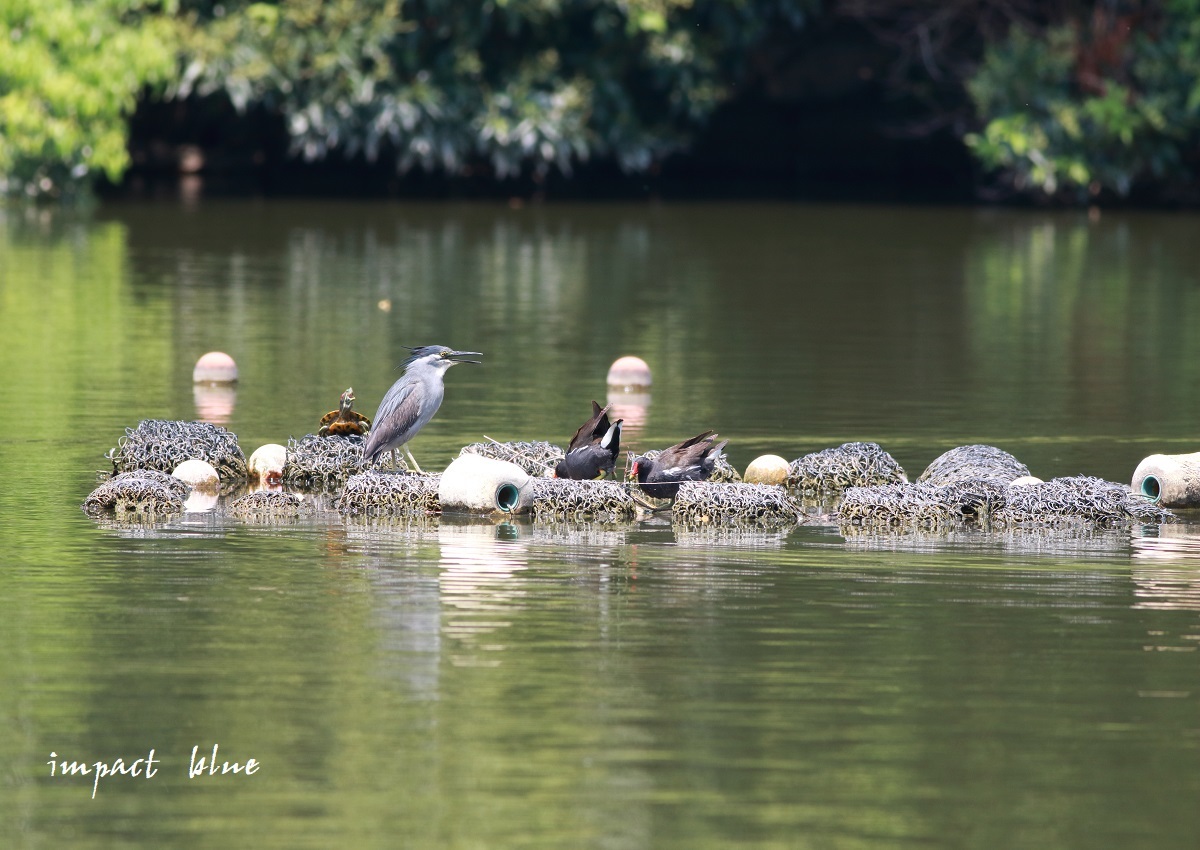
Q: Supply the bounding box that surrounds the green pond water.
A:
[2,200,1200,848]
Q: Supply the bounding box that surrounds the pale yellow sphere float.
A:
[743,454,790,486]
[1009,475,1044,487]
[606,355,652,389]
[193,351,238,384]
[172,458,221,492]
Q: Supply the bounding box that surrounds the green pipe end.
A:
[495,482,521,512]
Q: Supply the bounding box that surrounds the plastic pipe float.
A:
[438,454,533,514]
[1131,452,1200,508]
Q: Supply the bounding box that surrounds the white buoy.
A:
[743,454,790,486]
[193,351,238,384]
[1132,452,1200,507]
[606,355,652,389]
[172,458,220,492]
[438,454,533,514]
[1009,475,1044,487]
[248,444,287,485]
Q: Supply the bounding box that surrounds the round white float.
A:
[248,444,288,485]
[172,458,220,492]
[606,355,652,389]
[193,351,238,384]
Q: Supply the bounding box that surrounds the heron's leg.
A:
[405,446,424,475]
[390,448,399,472]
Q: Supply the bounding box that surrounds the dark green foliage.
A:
[966,1,1200,200]
[9,0,1200,203]
[173,0,810,179]
[0,0,179,199]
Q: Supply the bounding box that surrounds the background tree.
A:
[966,1,1200,201]
[172,0,811,180]
[0,0,178,199]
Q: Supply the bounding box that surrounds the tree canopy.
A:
[0,0,178,198]
[3,0,1199,204]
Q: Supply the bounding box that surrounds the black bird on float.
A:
[554,401,623,480]
[630,431,728,499]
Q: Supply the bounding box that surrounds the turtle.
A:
[318,388,372,437]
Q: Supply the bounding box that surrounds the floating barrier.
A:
[229,490,304,520]
[88,420,1182,536]
[439,454,533,514]
[994,475,1175,527]
[838,475,1174,531]
[837,481,1000,530]
[107,419,247,481]
[283,433,374,490]
[458,440,563,477]
[672,481,804,528]
[1131,452,1200,508]
[529,478,637,522]
[788,441,907,495]
[336,471,441,516]
[82,470,190,519]
[918,444,1029,487]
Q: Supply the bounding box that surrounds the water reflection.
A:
[193,384,237,424]
[1131,565,1200,610]
[527,521,632,548]
[1131,525,1200,561]
[11,203,1200,848]
[1130,526,1200,608]
[182,489,219,513]
[366,566,442,701]
[672,524,793,549]
[606,389,651,437]
[437,521,530,652]
[841,526,1137,558]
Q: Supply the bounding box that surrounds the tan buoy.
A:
[744,454,790,486]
